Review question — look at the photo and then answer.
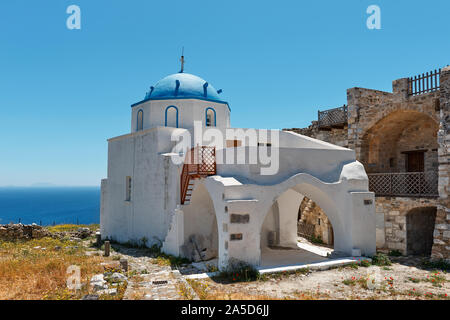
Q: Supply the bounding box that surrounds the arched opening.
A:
[260,187,335,267]
[361,110,439,197]
[298,197,334,246]
[406,207,437,256]
[181,182,218,265]
[137,109,144,131]
[361,110,438,174]
[205,107,216,127]
[165,105,179,128]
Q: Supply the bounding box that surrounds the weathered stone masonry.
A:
[434,67,450,260]
[286,66,450,260]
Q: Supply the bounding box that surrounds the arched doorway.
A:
[181,182,219,263]
[406,207,437,256]
[260,187,336,267]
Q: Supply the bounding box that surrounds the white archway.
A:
[204,162,376,269]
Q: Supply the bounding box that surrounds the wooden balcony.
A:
[317,105,348,130]
[368,171,438,198]
[180,146,216,205]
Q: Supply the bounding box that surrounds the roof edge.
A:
[131,96,231,111]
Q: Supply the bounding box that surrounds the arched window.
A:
[137,109,144,131]
[205,107,216,127]
[165,106,179,128]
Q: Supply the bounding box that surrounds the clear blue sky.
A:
[0,0,448,186]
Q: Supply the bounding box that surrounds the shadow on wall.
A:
[181,182,218,262]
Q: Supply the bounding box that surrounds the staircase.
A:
[180,147,216,205]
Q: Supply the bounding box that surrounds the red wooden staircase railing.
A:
[180,146,216,205]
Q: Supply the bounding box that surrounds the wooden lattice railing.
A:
[368,171,438,197]
[318,105,348,129]
[408,69,441,96]
[180,146,216,205]
[297,221,316,239]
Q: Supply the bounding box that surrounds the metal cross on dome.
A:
[179,47,185,73]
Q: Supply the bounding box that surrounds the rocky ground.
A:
[83,244,196,300]
[185,256,449,300]
[1,224,449,300]
[88,243,449,300]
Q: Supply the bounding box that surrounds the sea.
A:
[0,187,100,226]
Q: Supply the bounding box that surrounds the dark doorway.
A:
[406,207,437,256]
[405,151,425,172]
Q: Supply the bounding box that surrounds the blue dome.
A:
[145,73,224,102]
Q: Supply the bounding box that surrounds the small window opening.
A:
[125,176,132,201]
[137,110,143,131]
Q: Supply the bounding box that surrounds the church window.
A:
[205,107,216,127]
[165,106,179,128]
[137,110,144,131]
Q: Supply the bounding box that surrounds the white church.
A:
[100,59,376,270]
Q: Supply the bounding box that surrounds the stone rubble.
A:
[0,223,96,242]
[0,224,52,241]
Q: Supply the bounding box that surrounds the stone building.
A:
[285,66,450,261]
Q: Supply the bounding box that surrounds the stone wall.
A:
[348,87,440,172]
[432,66,450,260]
[298,197,333,245]
[375,197,438,254]
[0,224,52,241]
[284,67,450,260]
[286,122,348,148]
[0,224,94,242]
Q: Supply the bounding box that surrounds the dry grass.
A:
[46,224,99,233]
[183,278,330,300]
[0,235,105,300]
[184,279,278,300]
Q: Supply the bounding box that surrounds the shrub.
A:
[388,250,402,257]
[215,260,260,282]
[360,259,371,267]
[371,253,392,266]
[310,235,324,244]
[421,259,450,272]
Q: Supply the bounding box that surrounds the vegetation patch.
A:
[424,271,446,287]
[388,250,402,257]
[258,268,310,281]
[421,259,450,272]
[371,253,392,266]
[360,259,371,267]
[47,224,99,233]
[213,261,260,283]
[0,232,105,300]
[342,276,368,288]
[309,235,324,244]
[184,279,276,300]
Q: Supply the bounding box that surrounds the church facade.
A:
[100,68,376,269]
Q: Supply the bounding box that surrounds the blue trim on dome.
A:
[131,96,231,111]
[149,73,222,100]
[135,72,231,111]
